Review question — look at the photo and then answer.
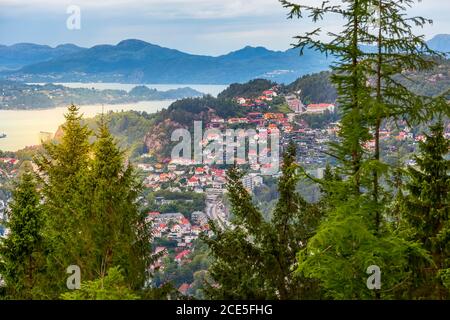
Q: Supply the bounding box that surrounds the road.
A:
[205,189,229,229]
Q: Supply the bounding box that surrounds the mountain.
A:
[0,39,329,84]
[0,43,86,71]
[427,34,450,53]
[1,35,448,84]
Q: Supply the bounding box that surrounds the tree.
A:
[60,266,139,300]
[33,105,153,297]
[403,122,449,299]
[0,169,45,299]
[34,104,92,297]
[361,0,446,236]
[280,0,440,299]
[203,144,323,299]
[85,118,153,290]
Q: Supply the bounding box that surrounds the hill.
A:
[285,71,337,104]
[0,43,85,71]
[218,79,277,99]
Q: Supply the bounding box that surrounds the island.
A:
[0,81,204,110]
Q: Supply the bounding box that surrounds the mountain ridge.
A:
[1,34,448,84]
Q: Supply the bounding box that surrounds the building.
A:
[156,212,184,224]
[242,174,264,192]
[285,94,306,113]
[175,250,191,264]
[192,211,207,225]
[306,103,335,114]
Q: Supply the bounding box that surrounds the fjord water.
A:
[0,83,228,152]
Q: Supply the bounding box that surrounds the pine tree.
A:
[403,121,449,299]
[203,144,323,299]
[0,169,45,299]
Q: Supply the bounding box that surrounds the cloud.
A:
[0,0,448,55]
[1,0,282,18]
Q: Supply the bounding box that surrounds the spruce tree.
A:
[34,104,93,297]
[60,266,140,300]
[280,0,438,299]
[361,0,446,235]
[403,121,449,299]
[203,144,323,299]
[85,118,152,290]
[0,169,45,299]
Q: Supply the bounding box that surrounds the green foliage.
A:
[33,104,93,297]
[60,267,140,300]
[83,110,155,158]
[402,122,449,299]
[152,240,211,297]
[203,144,323,299]
[286,71,337,104]
[30,104,152,298]
[0,169,45,299]
[156,96,243,128]
[300,110,340,129]
[297,194,426,299]
[280,0,449,300]
[218,79,276,99]
[84,118,153,290]
[146,191,205,217]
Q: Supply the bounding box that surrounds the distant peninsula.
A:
[0,81,204,110]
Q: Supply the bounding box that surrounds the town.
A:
[0,84,449,297]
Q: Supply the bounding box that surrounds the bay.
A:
[0,101,171,152]
[0,83,227,152]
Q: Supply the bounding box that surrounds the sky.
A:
[1,0,449,56]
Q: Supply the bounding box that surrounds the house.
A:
[156,212,184,223]
[191,226,203,235]
[178,283,190,295]
[175,250,191,263]
[396,131,407,141]
[285,94,306,113]
[236,97,247,105]
[187,176,199,187]
[192,211,207,225]
[136,163,154,172]
[0,158,19,165]
[210,117,225,123]
[306,103,335,114]
[227,117,249,124]
[154,246,167,256]
[195,167,205,175]
[211,168,225,177]
[171,224,182,233]
[147,211,160,220]
[263,90,277,98]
